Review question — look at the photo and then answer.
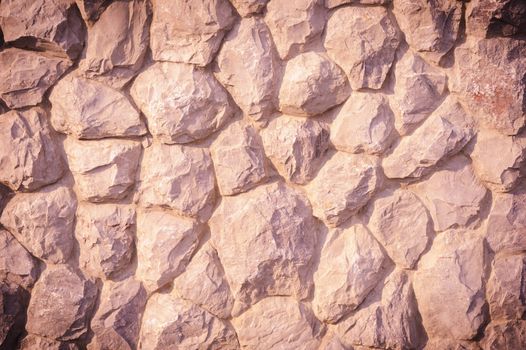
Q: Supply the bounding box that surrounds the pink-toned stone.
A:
[20,334,79,350]
[325,0,390,7]
[466,0,526,38]
[0,229,37,289]
[229,0,268,16]
[481,320,526,350]
[75,0,110,23]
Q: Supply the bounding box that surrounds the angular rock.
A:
[413,229,486,340]
[64,138,142,202]
[229,0,268,16]
[232,297,323,349]
[307,152,380,227]
[312,224,386,323]
[0,283,30,350]
[261,116,330,185]
[331,92,395,155]
[210,121,267,196]
[279,52,350,117]
[75,0,111,23]
[215,17,280,122]
[139,294,239,350]
[150,0,235,66]
[50,74,146,139]
[481,320,526,350]
[26,265,97,341]
[209,182,318,315]
[0,108,65,192]
[325,6,400,89]
[136,209,202,293]
[0,229,37,289]
[466,0,526,38]
[425,338,481,350]
[0,48,70,109]
[0,185,76,264]
[383,96,475,179]
[367,189,431,269]
[20,334,79,350]
[326,0,390,7]
[318,332,346,350]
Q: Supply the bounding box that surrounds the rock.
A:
[466,0,526,38]
[261,115,330,185]
[383,96,475,179]
[211,121,267,196]
[367,189,431,269]
[75,0,111,23]
[413,229,486,340]
[318,332,346,350]
[312,224,386,323]
[330,92,395,155]
[307,152,380,227]
[49,74,146,139]
[232,297,323,349]
[325,0,390,7]
[79,0,151,88]
[172,243,234,319]
[20,334,79,350]
[209,182,318,315]
[136,209,202,293]
[64,138,142,202]
[138,143,216,220]
[215,17,280,122]
[131,62,234,144]
[325,6,400,89]
[0,108,65,192]
[0,229,37,289]
[279,52,350,117]
[481,320,526,350]
[0,48,70,109]
[229,0,268,16]
[0,185,77,264]
[265,0,325,59]
[149,0,235,66]
[76,203,135,279]
[393,0,462,64]
[425,339,481,350]
[139,294,239,350]
[0,283,30,350]
[26,265,97,341]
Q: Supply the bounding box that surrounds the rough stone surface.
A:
[481,320,526,350]
[0,283,30,350]
[20,334,80,350]
[229,0,268,16]
[0,229,37,289]
[466,0,526,38]
[75,0,110,23]
[326,0,390,7]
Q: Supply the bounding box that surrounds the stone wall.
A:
[0,0,525,349]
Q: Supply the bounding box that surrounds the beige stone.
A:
[20,334,79,350]
[0,229,37,289]
[481,320,526,350]
[229,0,268,16]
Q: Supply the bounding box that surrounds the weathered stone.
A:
[325,6,400,89]
[0,108,65,192]
[0,229,37,289]
[318,331,346,350]
[150,0,235,66]
[331,92,395,155]
[307,152,380,227]
[20,334,79,350]
[64,138,142,203]
[136,209,202,293]
[425,338,481,350]
[0,283,30,350]
[75,0,110,23]
[26,265,97,341]
[229,0,268,16]
[50,74,146,139]
[279,52,350,117]
[210,121,267,196]
[413,229,486,340]
[232,297,323,349]
[466,0,526,38]
[0,185,76,264]
[215,17,280,122]
[312,224,386,323]
[139,294,239,350]
[210,182,318,315]
[481,320,526,350]
[325,0,390,7]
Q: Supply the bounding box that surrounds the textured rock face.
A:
[0,283,30,350]
[466,0,526,38]
[0,230,37,289]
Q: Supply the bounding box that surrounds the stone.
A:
[210,121,267,196]
[307,152,380,227]
[312,224,387,323]
[481,320,526,350]
[0,229,37,289]
[26,265,97,341]
[229,0,268,16]
[425,339,481,350]
[49,74,146,139]
[466,0,526,38]
[139,294,239,350]
[76,203,136,279]
[0,48,70,109]
[0,108,65,192]
[79,0,151,88]
[325,0,390,7]
[393,0,462,64]
[172,243,234,319]
[139,143,216,220]
[20,334,79,350]
[413,229,486,340]
[209,182,318,315]
[75,0,111,23]
[367,189,431,269]
[215,17,280,122]
[279,52,350,117]
[383,96,475,179]
[261,115,330,185]
[64,138,142,202]
[318,332,346,350]
[0,185,76,264]
[150,0,235,66]
[330,92,395,155]
[325,6,400,90]
[136,209,202,293]
[0,283,30,350]
[232,297,323,349]
[265,0,325,59]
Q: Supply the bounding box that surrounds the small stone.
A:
[229,0,268,16]
[279,52,350,117]
[0,229,37,289]
[466,0,526,38]
[325,0,390,7]
[325,6,400,89]
[0,283,30,350]
[20,334,79,350]
[75,0,110,23]
[481,320,526,350]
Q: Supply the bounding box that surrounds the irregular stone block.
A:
[75,0,111,23]
[0,229,37,289]
[325,0,390,7]
[481,320,526,350]
[229,0,268,16]
[466,0,526,38]
[0,283,30,350]
[20,334,79,350]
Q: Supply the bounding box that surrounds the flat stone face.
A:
[0,229,37,289]
[229,0,268,16]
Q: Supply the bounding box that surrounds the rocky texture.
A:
[0,229,37,289]
[0,283,30,350]
[19,334,79,350]
[229,0,268,16]
[466,0,526,38]
[325,0,390,7]
[481,320,526,350]
[75,0,111,23]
